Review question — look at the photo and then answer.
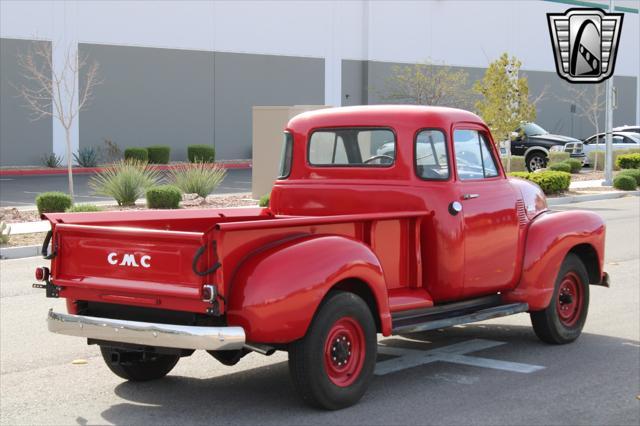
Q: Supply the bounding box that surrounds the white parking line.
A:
[376,338,544,376]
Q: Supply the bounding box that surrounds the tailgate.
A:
[50,223,214,307]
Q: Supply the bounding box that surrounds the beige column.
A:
[251,105,330,199]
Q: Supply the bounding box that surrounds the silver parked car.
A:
[582,131,640,166]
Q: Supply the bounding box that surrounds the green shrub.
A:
[124,147,148,162]
[146,185,182,209]
[66,204,103,213]
[73,146,99,167]
[548,151,570,164]
[613,175,637,191]
[187,144,215,163]
[89,160,161,206]
[501,156,526,172]
[618,169,640,185]
[616,153,640,169]
[565,158,583,173]
[168,162,226,197]
[528,171,571,194]
[41,153,63,168]
[35,192,73,214]
[510,171,570,194]
[508,171,531,179]
[147,145,171,164]
[0,221,11,245]
[259,193,270,207]
[548,162,571,173]
[588,149,640,171]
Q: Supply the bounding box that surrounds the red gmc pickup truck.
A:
[37,105,608,410]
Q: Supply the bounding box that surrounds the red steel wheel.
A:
[556,272,583,327]
[288,291,377,409]
[323,317,366,387]
[530,253,590,344]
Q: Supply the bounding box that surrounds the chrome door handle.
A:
[462,193,480,200]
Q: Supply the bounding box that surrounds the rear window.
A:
[278,132,293,179]
[308,128,395,167]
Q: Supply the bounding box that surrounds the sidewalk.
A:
[569,179,605,189]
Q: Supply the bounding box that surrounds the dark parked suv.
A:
[509,123,585,171]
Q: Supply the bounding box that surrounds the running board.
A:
[392,303,529,335]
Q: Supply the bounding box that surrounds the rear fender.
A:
[226,235,391,344]
[503,210,605,311]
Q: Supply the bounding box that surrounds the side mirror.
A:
[510,131,520,141]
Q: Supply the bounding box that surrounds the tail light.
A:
[35,267,50,282]
[202,284,217,302]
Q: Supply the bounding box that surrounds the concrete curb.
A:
[0,245,41,260]
[0,161,251,176]
[547,190,640,206]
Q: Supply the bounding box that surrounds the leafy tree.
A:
[384,61,472,109]
[474,54,537,142]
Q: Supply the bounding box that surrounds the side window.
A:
[453,130,499,180]
[278,132,293,179]
[308,128,395,166]
[415,130,449,180]
[479,133,499,177]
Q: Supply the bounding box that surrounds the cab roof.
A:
[287,105,484,132]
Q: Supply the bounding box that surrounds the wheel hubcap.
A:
[530,156,546,171]
[324,317,365,387]
[556,272,583,327]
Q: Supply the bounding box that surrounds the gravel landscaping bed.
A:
[0,208,40,223]
[1,232,47,247]
[1,193,258,224]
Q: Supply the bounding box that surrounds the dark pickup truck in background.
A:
[508,122,585,171]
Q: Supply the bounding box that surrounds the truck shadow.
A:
[101,323,639,425]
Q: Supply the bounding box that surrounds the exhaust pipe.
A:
[244,343,275,356]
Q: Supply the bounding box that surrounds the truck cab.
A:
[38,105,607,410]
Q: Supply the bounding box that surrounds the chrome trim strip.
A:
[47,309,245,351]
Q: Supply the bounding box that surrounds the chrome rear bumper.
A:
[47,309,245,351]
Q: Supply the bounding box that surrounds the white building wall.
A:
[2,0,639,157]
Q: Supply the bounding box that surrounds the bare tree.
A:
[383,61,472,109]
[555,84,605,169]
[14,43,101,199]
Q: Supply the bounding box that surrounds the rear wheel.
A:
[530,253,590,344]
[100,346,180,381]
[288,291,377,410]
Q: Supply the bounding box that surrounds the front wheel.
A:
[100,346,180,381]
[288,291,377,410]
[530,253,590,344]
[526,152,548,172]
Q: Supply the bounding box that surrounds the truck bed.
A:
[44,207,428,316]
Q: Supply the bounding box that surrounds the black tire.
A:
[530,253,590,344]
[208,349,247,366]
[526,151,548,172]
[288,291,377,410]
[100,346,180,381]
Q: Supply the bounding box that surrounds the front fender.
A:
[226,235,391,344]
[503,210,605,311]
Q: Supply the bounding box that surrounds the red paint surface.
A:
[43,105,606,345]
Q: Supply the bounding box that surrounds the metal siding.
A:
[0,38,53,167]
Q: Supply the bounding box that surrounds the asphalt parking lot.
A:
[0,196,638,425]
[0,168,252,207]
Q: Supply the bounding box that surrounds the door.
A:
[452,127,521,298]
